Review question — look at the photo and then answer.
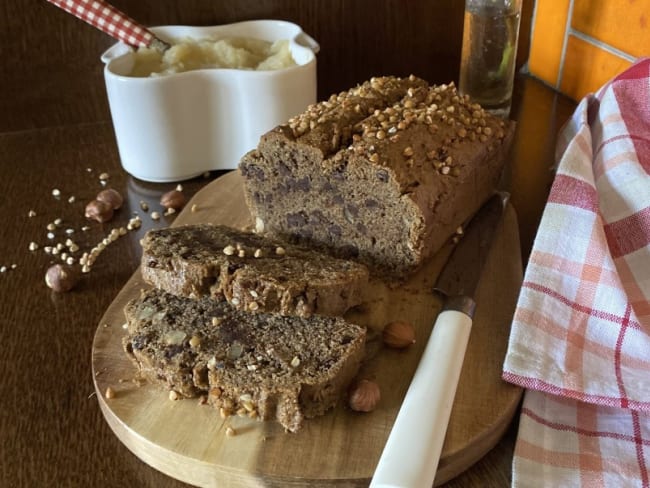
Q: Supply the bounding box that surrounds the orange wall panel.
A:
[573,0,650,58]
[560,35,632,100]
[528,0,643,100]
[528,0,571,87]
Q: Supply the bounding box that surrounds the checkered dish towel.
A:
[503,58,650,487]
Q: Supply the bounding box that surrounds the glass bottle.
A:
[458,0,522,118]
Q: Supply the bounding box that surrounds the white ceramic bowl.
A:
[101,20,319,182]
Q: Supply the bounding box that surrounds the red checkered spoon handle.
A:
[46,0,169,51]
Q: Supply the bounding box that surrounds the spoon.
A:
[46,0,170,51]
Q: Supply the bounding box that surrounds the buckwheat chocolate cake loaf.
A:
[140,224,369,317]
[239,75,514,278]
[123,288,366,432]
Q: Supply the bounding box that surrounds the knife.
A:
[370,192,509,488]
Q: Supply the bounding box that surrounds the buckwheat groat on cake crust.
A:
[239,75,515,278]
[140,224,369,317]
[123,288,366,432]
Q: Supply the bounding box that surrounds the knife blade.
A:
[370,192,509,488]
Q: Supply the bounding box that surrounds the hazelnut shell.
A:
[96,188,124,210]
[382,320,416,349]
[348,379,381,412]
[85,199,114,223]
[160,190,186,210]
[45,264,78,292]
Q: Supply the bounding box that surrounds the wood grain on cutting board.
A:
[92,170,523,487]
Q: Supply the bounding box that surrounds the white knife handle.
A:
[370,307,473,488]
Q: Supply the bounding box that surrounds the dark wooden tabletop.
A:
[0,72,576,487]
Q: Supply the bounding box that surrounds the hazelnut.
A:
[382,320,416,349]
[160,189,186,210]
[85,199,114,223]
[96,188,123,210]
[348,379,381,412]
[45,264,78,292]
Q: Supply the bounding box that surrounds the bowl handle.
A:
[295,31,320,54]
[101,43,133,64]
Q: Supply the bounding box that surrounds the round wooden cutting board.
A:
[92,170,523,487]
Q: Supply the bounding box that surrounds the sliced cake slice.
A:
[140,224,369,318]
[123,288,366,432]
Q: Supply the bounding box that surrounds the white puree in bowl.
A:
[129,37,296,77]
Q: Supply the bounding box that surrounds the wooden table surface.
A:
[0,74,576,487]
